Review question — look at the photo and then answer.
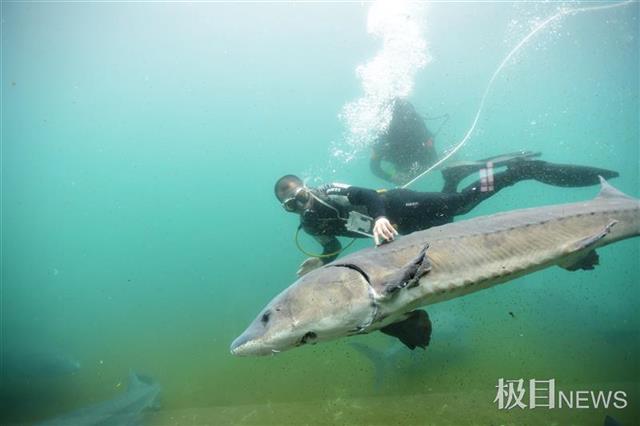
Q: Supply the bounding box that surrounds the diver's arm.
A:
[296,235,341,277]
[345,186,386,219]
[424,140,438,165]
[370,151,394,183]
[420,129,438,168]
[346,186,397,245]
[315,234,342,264]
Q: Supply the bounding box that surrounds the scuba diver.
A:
[370,98,440,185]
[275,152,619,276]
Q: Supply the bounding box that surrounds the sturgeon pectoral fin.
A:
[570,220,617,251]
[559,249,600,271]
[558,220,617,271]
[383,244,431,296]
[380,310,432,350]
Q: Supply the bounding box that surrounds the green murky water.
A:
[1,2,638,425]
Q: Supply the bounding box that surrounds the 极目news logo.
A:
[494,378,628,410]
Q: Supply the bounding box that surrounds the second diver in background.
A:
[369,98,439,185]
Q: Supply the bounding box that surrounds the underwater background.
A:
[1,1,638,425]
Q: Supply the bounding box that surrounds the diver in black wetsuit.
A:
[370,98,439,185]
[275,152,619,276]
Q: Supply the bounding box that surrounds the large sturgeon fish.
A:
[231,179,639,356]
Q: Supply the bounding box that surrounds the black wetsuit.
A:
[300,183,384,261]
[300,158,618,264]
[301,170,519,264]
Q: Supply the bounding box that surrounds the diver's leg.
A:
[441,151,617,192]
[451,169,522,216]
[441,151,541,193]
[451,158,619,216]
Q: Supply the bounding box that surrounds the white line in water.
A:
[402,0,634,189]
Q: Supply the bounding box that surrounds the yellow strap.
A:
[294,227,357,258]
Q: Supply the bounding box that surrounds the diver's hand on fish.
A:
[373,217,398,246]
[297,257,323,277]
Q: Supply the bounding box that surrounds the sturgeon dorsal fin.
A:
[597,176,632,200]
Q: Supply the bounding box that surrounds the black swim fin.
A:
[380,310,432,350]
[517,160,619,187]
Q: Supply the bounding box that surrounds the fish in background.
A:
[349,309,471,389]
[1,347,81,380]
[349,341,424,390]
[604,414,623,426]
[35,372,161,426]
[0,343,82,424]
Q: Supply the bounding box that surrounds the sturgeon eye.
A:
[261,311,271,325]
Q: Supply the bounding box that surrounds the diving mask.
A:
[282,187,310,212]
